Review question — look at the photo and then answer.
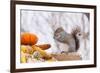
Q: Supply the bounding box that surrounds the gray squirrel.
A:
[54,27,81,53]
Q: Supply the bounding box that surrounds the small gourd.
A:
[21,33,38,45]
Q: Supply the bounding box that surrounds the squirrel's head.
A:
[76,32,83,40]
[71,26,83,40]
[76,32,88,40]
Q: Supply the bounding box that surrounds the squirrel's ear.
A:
[71,25,81,36]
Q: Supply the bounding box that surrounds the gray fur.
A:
[54,27,76,52]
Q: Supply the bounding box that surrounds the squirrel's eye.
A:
[78,33,81,36]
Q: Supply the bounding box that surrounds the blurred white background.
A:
[0,0,100,73]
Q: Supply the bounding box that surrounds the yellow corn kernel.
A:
[32,45,52,59]
[21,45,27,53]
[21,56,27,63]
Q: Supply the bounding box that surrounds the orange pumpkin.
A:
[21,33,38,45]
